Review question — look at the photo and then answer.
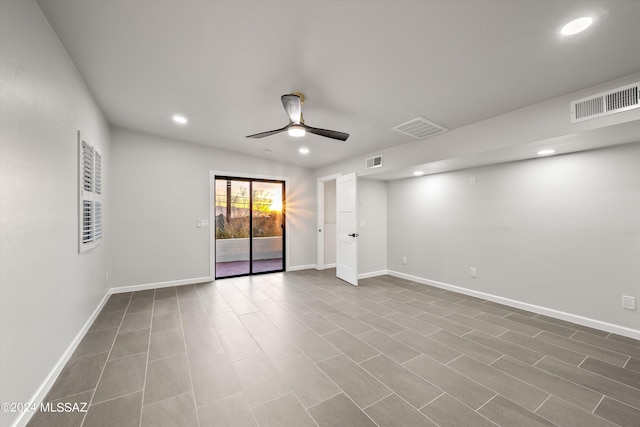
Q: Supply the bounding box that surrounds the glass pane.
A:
[215,179,250,278]
[252,181,284,273]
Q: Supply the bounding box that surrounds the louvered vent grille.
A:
[606,86,638,111]
[571,82,639,123]
[392,117,448,139]
[575,98,604,120]
[366,155,383,169]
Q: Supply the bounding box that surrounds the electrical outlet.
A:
[469,176,477,186]
[402,257,407,265]
[622,295,636,310]
[470,267,477,278]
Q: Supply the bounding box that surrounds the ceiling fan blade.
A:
[281,94,302,124]
[245,125,289,139]
[303,124,349,141]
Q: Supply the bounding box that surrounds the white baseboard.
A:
[314,263,337,270]
[287,264,317,272]
[388,270,640,340]
[111,276,213,294]
[358,270,389,279]
[12,290,112,427]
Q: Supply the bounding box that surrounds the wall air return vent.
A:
[366,155,383,169]
[392,116,448,139]
[571,82,639,123]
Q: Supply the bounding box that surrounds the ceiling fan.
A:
[246,93,349,141]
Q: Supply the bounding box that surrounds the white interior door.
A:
[336,172,358,286]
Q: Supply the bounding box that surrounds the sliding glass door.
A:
[214,177,285,278]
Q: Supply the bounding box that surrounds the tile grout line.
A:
[177,288,202,427]
[418,391,446,411]
[536,332,632,362]
[474,393,498,413]
[80,293,133,427]
[533,355,640,416]
[533,394,552,413]
[444,353,465,367]
[359,390,395,411]
[591,394,606,415]
[444,393,502,427]
[574,359,640,393]
[306,353,384,427]
[257,391,321,427]
[356,353,446,417]
[83,389,143,409]
[137,288,157,427]
[446,354,557,414]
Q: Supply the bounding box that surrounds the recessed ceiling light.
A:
[172,114,188,125]
[288,125,306,137]
[537,149,556,156]
[299,147,310,155]
[413,171,424,176]
[561,17,593,36]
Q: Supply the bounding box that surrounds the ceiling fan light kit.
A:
[246,93,349,141]
[287,125,306,137]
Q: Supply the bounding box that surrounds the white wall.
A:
[0,2,111,426]
[324,180,336,264]
[110,127,316,287]
[358,178,387,276]
[387,143,640,335]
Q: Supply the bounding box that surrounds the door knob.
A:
[348,233,360,237]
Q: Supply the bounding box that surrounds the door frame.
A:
[210,171,289,279]
[316,173,341,269]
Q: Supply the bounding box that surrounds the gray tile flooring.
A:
[28,270,640,427]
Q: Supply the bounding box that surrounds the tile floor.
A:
[28,269,640,427]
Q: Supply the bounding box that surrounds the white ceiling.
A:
[37,0,640,170]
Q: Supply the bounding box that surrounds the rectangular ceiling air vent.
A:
[571,82,639,123]
[366,155,383,169]
[392,116,448,139]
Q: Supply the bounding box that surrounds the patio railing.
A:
[215,236,282,262]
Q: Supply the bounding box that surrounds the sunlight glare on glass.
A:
[269,198,283,212]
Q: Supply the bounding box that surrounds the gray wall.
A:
[387,143,640,332]
[110,127,317,287]
[0,2,111,425]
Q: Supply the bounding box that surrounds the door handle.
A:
[348,233,359,237]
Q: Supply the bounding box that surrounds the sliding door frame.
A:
[210,171,289,279]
